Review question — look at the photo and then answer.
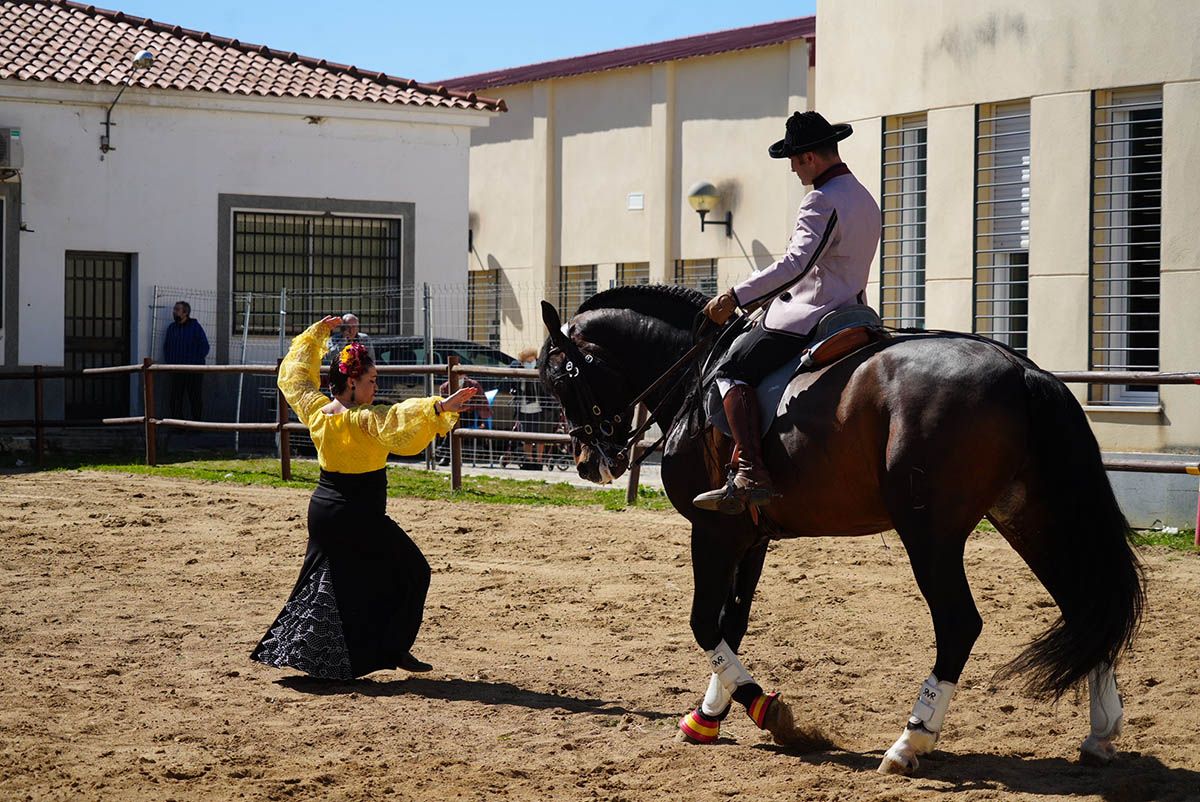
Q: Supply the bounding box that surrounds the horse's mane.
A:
[575,284,709,332]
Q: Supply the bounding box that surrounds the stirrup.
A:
[692,478,774,515]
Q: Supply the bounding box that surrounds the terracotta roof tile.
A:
[442,16,815,92]
[0,0,507,112]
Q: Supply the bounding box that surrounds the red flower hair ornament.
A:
[337,342,369,377]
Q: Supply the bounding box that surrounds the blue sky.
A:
[108,1,817,83]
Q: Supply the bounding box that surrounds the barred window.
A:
[1090,87,1162,405]
[674,258,718,297]
[558,265,597,315]
[880,114,927,328]
[467,269,500,347]
[974,101,1031,353]
[233,212,402,334]
[616,262,650,286]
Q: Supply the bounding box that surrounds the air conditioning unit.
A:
[0,128,23,169]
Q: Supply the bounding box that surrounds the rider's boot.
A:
[693,384,776,514]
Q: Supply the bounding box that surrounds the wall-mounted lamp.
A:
[100,49,155,157]
[687,180,732,238]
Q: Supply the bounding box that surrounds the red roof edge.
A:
[33,0,505,112]
[440,16,816,92]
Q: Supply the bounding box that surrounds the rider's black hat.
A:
[769,111,853,159]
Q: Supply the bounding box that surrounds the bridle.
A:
[547,324,717,467]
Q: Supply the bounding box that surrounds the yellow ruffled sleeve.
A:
[352,397,459,456]
[277,321,330,427]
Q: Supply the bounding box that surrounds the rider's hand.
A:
[703,291,738,326]
[439,387,479,414]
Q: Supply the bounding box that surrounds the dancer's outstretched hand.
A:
[440,387,479,414]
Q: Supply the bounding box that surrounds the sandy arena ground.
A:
[1,470,1199,802]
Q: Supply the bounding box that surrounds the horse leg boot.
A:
[1080,663,1123,765]
[693,384,775,514]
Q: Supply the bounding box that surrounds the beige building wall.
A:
[818,0,1200,452]
[466,39,812,358]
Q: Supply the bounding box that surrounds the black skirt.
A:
[251,468,431,679]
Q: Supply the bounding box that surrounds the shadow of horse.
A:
[275,675,673,723]
[754,743,1200,801]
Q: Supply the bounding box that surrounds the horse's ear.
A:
[541,301,571,348]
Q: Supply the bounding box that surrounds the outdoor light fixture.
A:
[100,49,155,156]
[687,180,732,237]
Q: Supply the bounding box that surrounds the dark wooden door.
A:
[64,252,131,418]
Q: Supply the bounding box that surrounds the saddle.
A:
[705,305,889,438]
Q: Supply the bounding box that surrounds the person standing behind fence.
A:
[252,316,477,679]
[163,301,210,420]
[326,313,373,362]
[509,347,546,468]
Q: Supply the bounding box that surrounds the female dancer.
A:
[252,315,477,679]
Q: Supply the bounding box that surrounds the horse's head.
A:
[539,300,635,484]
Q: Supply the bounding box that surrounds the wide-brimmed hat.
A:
[769,111,853,158]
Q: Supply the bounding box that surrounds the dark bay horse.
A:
[538,284,1144,774]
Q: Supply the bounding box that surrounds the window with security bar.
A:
[974,101,1031,353]
[232,212,403,335]
[467,269,501,347]
[674,258,718,297]
[615,262,650,286]
[557,264,597,316]
[880,114,928,328]
[1090,87,1162,406]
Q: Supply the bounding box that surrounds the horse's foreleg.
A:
[680,534,799,745]
[880,533,981,775]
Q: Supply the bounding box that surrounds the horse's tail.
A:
[995,367,1145,700]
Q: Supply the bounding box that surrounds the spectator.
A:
[510,347,546,468]
[435,374,493,464]
[327,313,373,362]
[163,300,209,420]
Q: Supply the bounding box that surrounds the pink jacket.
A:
[732,165,881,337]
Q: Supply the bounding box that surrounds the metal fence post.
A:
[33,365,45,466]
[423,282,435,470]
[142,358,157,466]
[277,288,288,358]
[448,356,462,491]
[625,403,648,506]
[277,358,292,481]
[234,293,252,454]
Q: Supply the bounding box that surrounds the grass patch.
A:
[1132,528,1197,552]
[19,454,674,512]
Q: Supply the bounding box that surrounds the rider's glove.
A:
[703,290,738,326]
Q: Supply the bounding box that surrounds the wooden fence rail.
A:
[1,363,1198,535]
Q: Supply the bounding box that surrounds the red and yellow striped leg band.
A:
[679,707,722,744]
[747,692,780,730]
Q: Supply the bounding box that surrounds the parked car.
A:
[370,336,517,371]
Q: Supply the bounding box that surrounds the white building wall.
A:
[0,83,488,367]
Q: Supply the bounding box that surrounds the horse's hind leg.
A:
[987,504,1127,766]
[879,528,982,775]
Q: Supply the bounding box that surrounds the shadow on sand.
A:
[276,675,674,722]
[755,742,1200,801]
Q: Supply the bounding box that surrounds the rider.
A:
[693,111,882,514]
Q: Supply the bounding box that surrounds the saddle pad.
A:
[706,325,885,439]
[705,351,806,439]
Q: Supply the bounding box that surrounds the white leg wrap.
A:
[1087,663,1123,739]
[910,674,957,734]
[879,674,957,775]
[715,378,746,397]
[705,640,754,695]
[701,672,732,717]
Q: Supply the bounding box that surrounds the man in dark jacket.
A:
[163,300,210,419]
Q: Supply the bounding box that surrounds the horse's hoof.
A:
[678,707,721,745]
[878,749,918,775]
[1080,735,1118,766]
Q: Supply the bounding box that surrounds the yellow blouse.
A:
[277,321,458,474]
